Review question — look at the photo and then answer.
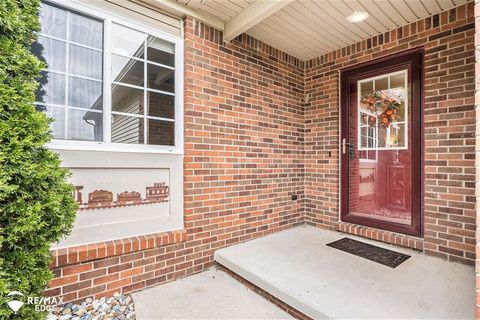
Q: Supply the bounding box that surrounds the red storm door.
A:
[340,49,423,237]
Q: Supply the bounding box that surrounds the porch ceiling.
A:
[142,0,469,60]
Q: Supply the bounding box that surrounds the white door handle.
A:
[342,138,352,154]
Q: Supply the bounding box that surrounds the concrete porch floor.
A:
[132,268,293,319]
[215,226,475,319]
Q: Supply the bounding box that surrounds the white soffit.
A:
[169,0,469,61]
[247,0,469,60]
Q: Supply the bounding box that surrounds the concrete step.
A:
[214,225,474,319]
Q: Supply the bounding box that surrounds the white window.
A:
[357,70,408,151]
[33,1,183,153]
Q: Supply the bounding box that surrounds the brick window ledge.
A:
[50,229,187,268]
[336,222,424,251]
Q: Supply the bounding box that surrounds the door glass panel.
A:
[349,69,411,225]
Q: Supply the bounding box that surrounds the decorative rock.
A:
[47,293,136,320]
[76,306,86,316]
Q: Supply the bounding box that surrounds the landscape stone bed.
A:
[47,293,135,320]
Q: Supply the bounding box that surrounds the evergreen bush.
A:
[0,0,77,318]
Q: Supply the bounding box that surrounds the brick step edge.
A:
[50,229,187,268]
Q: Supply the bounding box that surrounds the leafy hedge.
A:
[0,0,77,318]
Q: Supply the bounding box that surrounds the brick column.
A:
[475,1,480,317]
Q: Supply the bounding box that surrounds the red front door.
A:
[340,49,423,237]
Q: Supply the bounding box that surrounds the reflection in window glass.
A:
[111,114,144,144]
[34,2,103,142]
[69,77,103,110]
[147,92,174,119]
[112,85,144,115]
[68,109,103,141]
[147,63,174,92]
[147,119,174,146]
[112,55,144,87]
[111,24,145,58]
[111,24,176,146]
[147,36,175,67]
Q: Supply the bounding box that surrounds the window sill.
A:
[50,229,187,268]
[47,140,184,155]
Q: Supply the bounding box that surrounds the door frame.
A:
[340,48,424,237]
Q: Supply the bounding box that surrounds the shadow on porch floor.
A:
[215,225,474,319]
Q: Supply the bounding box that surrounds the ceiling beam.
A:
[224,0,293,42]
[140,0,225,31]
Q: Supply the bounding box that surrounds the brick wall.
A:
[47,16,305,303]
[474,0,480,317]
[305,2,476,264]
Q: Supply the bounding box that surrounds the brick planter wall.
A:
[305,2,476,265]
[47,2,477,305]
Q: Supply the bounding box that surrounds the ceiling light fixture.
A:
[347,11,369,23]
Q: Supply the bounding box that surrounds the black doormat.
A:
[326,237,410,268]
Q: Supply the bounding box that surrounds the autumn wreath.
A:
[360,91,401,127]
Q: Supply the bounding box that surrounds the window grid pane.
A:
[34,3,103,141]
[111,23,175,146]
[358,70,408,151]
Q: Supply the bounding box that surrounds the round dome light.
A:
[347,11,369,23]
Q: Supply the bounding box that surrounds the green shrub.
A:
[0,0,77,318]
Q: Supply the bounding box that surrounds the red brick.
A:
[63,263,92,276]
[48,275,78,288]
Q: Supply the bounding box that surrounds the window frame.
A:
[357,69,408,152]
[42,0,184,154]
